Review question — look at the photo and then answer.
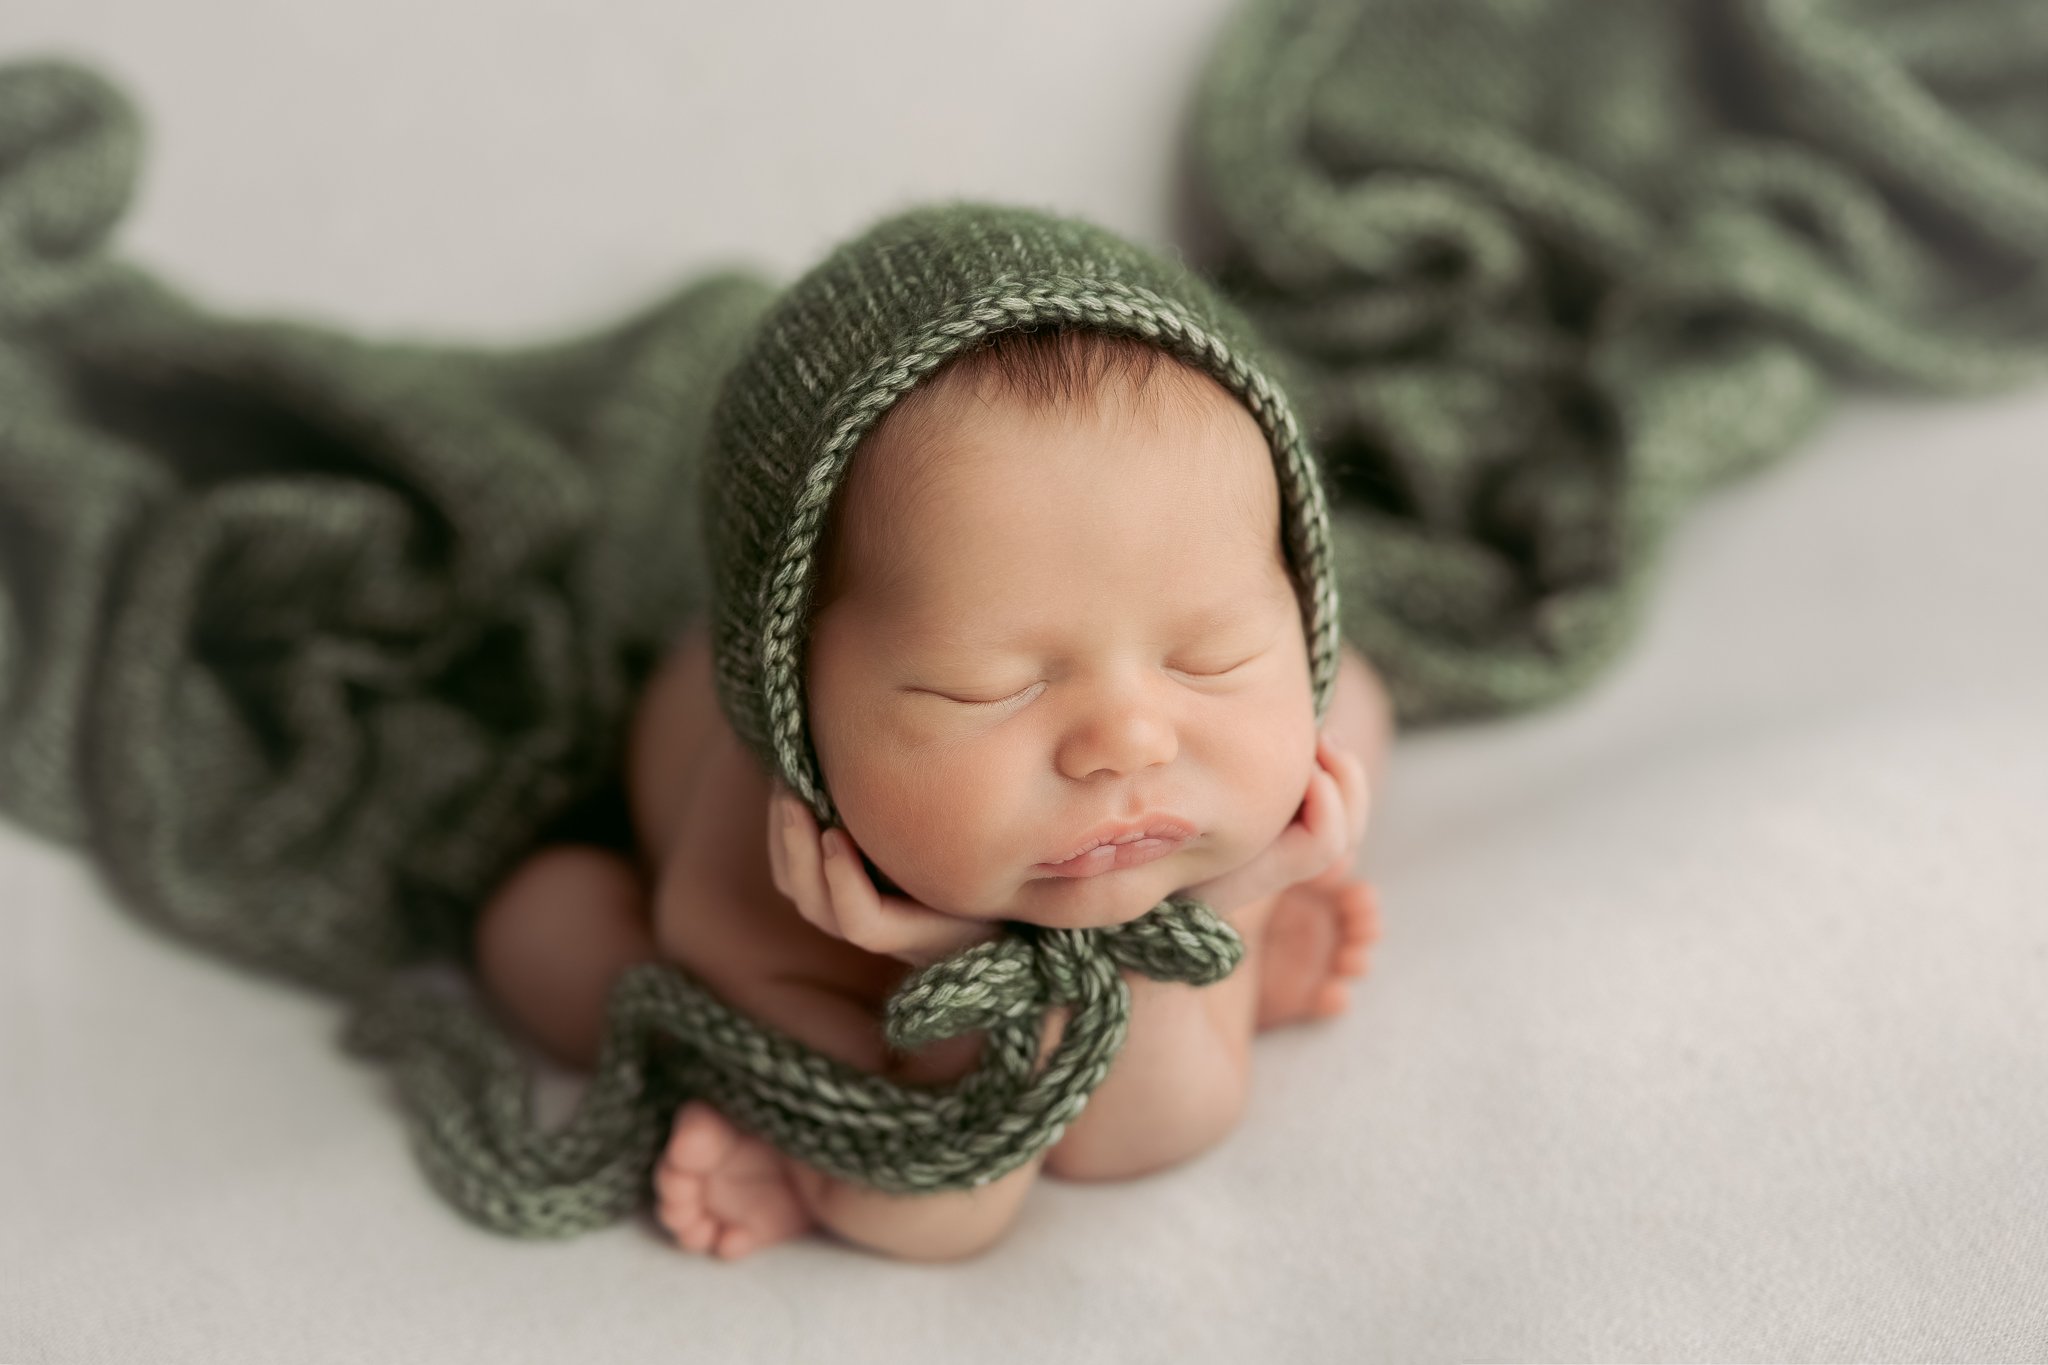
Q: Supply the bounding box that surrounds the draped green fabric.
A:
[4,0,2046,1236]
[1191,0,2048,725]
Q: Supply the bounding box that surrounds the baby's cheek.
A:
[838,746,1005,910]
[1226,702,1319,843]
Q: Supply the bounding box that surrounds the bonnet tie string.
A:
[343,894,1241,1237]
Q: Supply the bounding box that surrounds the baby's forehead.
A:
[853,351,1267,522]
[810,329,1289,616]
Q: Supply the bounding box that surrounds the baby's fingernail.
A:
[822,830,842,858]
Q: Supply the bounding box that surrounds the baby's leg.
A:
[475,848,1036,1262]
[1042,870,1374,1185]
[1255,879,1380,1028]
[1041,892,1275,1182]
[782,1133,1049,1264]
[472,843,656,1071]
[653,977,1063,1262]
[657,1096,1047,1263]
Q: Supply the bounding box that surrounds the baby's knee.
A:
[787,1154,1044,1264]
[476,844,648,965]
[474,843,653,1068]
[1042,1041,1253,1183]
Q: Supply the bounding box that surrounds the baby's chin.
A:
[1002,860,1198,931]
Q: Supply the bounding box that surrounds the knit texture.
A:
[1195,0,2048,722]
[4,0,2048,1235]
[699,201,1342,831]
[346,895,1242,1229]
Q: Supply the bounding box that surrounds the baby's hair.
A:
[931,324,1199,413]
[809,326,1297,618]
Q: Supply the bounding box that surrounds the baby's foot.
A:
[653,1100,815,1260]
[1253,877,1381,1030]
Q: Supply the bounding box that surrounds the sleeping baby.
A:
[472,204,1397,1263]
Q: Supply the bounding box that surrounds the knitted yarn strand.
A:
[344,898,1242,1233]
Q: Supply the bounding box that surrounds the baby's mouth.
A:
[1033,829,1190,879]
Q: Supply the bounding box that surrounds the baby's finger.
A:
[766,794,793,900]
[1333,748,1371,847]
[776,794,840,938]
[1295,765,1347,878]
[817,829,880,945]
[1303,758,1340,832]
[1316,737,1371,849]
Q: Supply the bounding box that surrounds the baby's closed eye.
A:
[916,648,1270,709]
[922,682,1042,709]
[1169,649,1262,678]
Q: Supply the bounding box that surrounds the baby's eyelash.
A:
[1172,657,1253,678]
[953,683,1043,708]
[947,657,1254,706]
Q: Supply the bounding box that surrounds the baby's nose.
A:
[1056,692,1178,781]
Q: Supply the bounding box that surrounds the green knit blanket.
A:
[4,0,2046,1236]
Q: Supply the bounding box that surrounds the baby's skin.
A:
[474,350,1396,1262]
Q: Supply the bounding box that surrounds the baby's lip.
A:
[1032,835,1188,879]
[1038,814,1198,869]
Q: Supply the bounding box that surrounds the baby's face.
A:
[805,368,1318,930]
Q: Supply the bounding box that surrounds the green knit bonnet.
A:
[701,200,1345,845]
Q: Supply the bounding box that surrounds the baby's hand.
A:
[1180,734,1370,917]
[767,786,1001,968]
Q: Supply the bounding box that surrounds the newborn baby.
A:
[476,324,1395,1262]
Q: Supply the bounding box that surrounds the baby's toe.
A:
[714,1226,760,1260]
[674,1216,720,1254]
[1311,980,1351,1018]
[666,1100,739,1173]
[655,1180,717,1252]
[715,1201,804,1261]
[653,1155,695,1200]
[1338,883,1382,944]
